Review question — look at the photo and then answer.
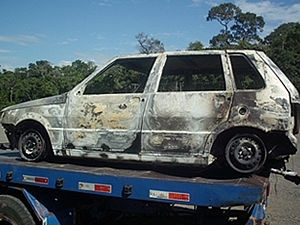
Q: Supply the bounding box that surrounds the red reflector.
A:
[35,177,49,184]
[169,192,190,201]
[94,184,111,193]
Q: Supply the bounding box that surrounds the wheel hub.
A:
[238,145,255,160]
[25,139,37,154]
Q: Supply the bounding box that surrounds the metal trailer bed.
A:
[0,149,268,225]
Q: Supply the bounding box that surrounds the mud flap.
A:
[22,189,62,225]
[246,203,265,225]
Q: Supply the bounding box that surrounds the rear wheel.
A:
[225,134,267,174]
[0,195,36,225]
[18,128,47,162]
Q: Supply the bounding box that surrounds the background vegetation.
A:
[0,3,299,110]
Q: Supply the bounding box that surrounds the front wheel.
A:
[225,134,267,174]
[18,128,47,162]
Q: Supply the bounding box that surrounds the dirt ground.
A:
[0,127,299,224]
[264,149,300,225]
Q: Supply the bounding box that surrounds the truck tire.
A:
[0,195,36,225]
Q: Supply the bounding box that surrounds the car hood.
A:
[1,93,68,112]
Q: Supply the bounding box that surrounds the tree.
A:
[0,70,17,106]
[28,60,52,77]
[136,32,165,54]
[264,23,300,90]
[209,33,231,48]
[231,12,264,44]
[207,3,241,47]
[0,60,96,110]
[207,3,264,48]
[59,60,96,93]
[187,41,204,51]
[264,23,299,51]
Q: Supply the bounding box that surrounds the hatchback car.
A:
[1,50,299,173]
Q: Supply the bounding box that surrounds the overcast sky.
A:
[1,0,300,70]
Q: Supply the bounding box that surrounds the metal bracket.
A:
[271,168,300,185]
[122,184,133,197]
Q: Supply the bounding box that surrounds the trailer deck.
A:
[0,150,268,208]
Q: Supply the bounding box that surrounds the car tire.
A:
[225,134,267,174]
[18,128,47,162]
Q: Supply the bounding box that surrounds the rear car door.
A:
[142,53,233,162]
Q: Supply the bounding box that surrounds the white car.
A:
[1,50,299,173]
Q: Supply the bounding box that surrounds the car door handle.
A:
[119,104,127,109]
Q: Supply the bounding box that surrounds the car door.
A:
[64,56,156,153]
[142,53,233,160]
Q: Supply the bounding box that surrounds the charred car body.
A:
[1,50,299,173]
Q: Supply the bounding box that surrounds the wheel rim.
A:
[19,130,45,161]
[225,135,267,173]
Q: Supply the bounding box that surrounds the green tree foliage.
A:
[264,22,300,90]
[187,41,204,51]
[231,12,264,43]
[136,32,165,54]
[0,60,96,110]
[0,71,16,107]
[207,3,241,47]
[207,3,264,48]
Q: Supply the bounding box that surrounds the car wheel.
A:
[225,134,267,174]
[18,128,47,162]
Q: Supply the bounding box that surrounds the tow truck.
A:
[0,146,299,225]
[0,147,274,225]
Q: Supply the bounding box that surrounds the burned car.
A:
[1,50,299,173]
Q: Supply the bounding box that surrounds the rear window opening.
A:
[230,54,265,90]
[158,55,225,92]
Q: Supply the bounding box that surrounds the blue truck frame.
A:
[0,149,268,225]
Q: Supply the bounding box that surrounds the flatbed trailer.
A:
[0,149,269,225]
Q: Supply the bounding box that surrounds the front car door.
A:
[142,52,233,165]
[64,56,156,157]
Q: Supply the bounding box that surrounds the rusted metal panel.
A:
[142,91,233,157]
[64,93,144,151]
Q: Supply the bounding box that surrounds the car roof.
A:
[112,49,262,60]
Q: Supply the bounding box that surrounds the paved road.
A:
[0,125,299,224]
[265,150,300,225]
